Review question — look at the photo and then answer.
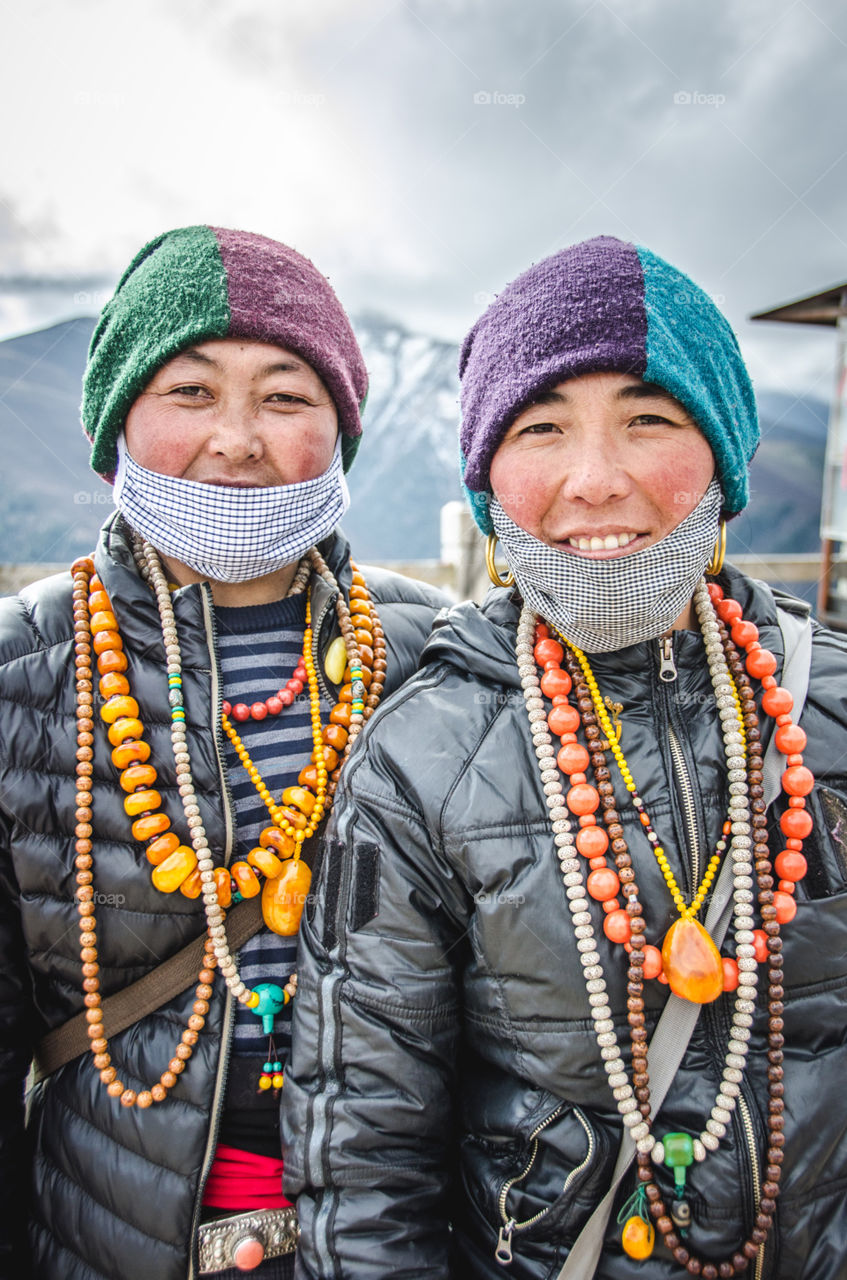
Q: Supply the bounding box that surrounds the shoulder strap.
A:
[556,605,815,1280]
[31,895,264,1084]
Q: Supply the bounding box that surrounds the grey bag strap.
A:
[555,605,813,1280]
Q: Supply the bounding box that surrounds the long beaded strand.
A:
[71,556,217,1109]
[557,589,762,1162]
[517,579,800,1276]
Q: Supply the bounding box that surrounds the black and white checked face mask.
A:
[490,478,723,653]
[113,436,349,583]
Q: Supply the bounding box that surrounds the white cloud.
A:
[1,0,845,394]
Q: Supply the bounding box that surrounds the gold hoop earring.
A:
[706,520,726,576]
[485,533,515,588]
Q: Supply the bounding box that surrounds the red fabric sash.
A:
[202,1143,291,1211]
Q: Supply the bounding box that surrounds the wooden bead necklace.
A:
[70,542,386,1107]
[516,577,809,1276]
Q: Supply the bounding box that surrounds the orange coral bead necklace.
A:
[69,540,386,1106]
[530,585,810,1002]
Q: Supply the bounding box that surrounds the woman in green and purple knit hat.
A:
[287,237,847,1279]
[0,225,448,1280]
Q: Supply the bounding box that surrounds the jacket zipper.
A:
[494,1106,594,1266]
[667,724,701,896]
[737,1093,766,1280]
[187,587,239,1279]
[658,635,700,894]
[311,583,338,705]
[658,636,678,683]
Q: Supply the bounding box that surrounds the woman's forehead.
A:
[525,373,684,408]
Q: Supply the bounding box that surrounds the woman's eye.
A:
[519,421,559,435]
[267,393,308,405]
[170,384,209,398]
[630,413,670,426]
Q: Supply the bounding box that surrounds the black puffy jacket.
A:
[0,515,448,1280]
[285,566,847,1280]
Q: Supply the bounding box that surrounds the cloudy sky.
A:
[2,0,846,396]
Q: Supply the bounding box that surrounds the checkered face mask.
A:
[490,478,723,653]
[113,436,349,583]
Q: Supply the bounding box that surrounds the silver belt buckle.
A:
[198,1205,299,1274]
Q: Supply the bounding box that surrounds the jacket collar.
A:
[423,563,789,691]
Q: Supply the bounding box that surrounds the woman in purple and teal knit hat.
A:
[287,237,847,1279]
[0,225,448,1280]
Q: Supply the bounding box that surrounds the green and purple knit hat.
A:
[82,225,368,479]
[459,236,758,533]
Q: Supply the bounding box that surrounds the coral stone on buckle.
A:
[233,1235,266,1270]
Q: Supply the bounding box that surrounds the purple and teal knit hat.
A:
[459,236,758,533]
[82,225,368,479]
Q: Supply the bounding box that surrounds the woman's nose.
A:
[559,437,631,505]
[208,403,262,461]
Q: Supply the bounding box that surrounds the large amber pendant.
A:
[661,918,723,1004]
[261,858,312,935]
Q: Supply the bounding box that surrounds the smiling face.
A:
[489,372,716,559]
[124,337,338,487]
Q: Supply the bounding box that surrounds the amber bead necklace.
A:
[71,554,216,1109]
[129,534,385,939]
[69,542,386,1108]
[516,577,808,1277]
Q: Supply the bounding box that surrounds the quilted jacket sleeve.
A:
[283,681,471,1280]
[0,804,37,1276]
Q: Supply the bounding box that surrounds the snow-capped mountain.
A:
[341,312,462,559]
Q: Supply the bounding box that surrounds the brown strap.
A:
[32,896,264,1083]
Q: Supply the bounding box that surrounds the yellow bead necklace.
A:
[221,596,329,848]
[561,633,746,923]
